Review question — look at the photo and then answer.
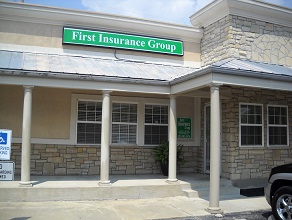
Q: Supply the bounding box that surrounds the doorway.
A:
[204,104,210,173]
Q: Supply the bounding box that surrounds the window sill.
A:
[239,145,290,150]
[110,143,138,147]
[267,145,290,149]
[239,145,264,149]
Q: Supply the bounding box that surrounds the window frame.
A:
[239,103,264,147]
[144,103,169,146]
[76,99,102,145]
[267,105,289,147]
[72,95,197,147]
[111,101,138,145]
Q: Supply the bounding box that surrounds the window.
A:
[240,104,263,146]
[112,103,137,144]
[268,105,288,146]
[144,104,168,145]
[77,101,102,144]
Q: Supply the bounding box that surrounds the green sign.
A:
[177,118,192,138]
[63,27,183,56]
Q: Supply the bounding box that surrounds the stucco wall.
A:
[3,86,201,176]
[0,85,71,139]
[0,19,201,65]
[201,15,292,67]
[0,85,23,137]
[1,85,200,143]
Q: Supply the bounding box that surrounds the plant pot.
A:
[160,162,168,176]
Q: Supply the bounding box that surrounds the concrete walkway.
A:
[0,196,270,220]
[0,174,271,219]
[0,174,241,202]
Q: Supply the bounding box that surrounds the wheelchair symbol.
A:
[0,136,6,144]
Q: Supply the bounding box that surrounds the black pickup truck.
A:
[265,163,292,220]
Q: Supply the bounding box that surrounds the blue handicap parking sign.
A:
[0,133,7,145]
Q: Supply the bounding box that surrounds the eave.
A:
[0,1,203,43]
[190,0,292,28]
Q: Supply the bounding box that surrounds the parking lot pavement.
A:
[156,210,273,220]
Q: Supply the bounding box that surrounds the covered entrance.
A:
[204,104,211,174]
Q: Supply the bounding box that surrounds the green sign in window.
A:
[63,27,183,56]
[177,118,192,138]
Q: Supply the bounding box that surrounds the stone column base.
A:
[98,181,111,187]
[19,181,33,187]
[205,207,224,214]
[166,178,178,183]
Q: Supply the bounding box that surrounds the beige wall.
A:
[32,87,71,139]
[177,96,195,143]
[0,85,23,137]
[1,85,200,143]
[0,20,201,64]
[0,85,71,139]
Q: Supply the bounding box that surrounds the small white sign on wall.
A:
[0,129,12,160]
[0,161,15,181]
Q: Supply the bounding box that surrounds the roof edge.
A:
[0,1,203,43]
[171,62,292,86]
[190,0,292,28]
[0,68,171,86]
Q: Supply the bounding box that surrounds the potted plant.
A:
[154,140,184,176]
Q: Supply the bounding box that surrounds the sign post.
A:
[177,118,192,138]
[0,130,12,160]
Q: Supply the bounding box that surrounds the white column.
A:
[19,86,33,187]
[207,84,222,213]
[167,95,178,182]
[99,90,112,185]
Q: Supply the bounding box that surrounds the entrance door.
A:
[204,104,210,173]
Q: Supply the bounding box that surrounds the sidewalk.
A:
[0,174,240,202]
[0,196,270,220]
[0,174,271,219]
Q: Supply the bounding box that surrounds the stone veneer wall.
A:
[201,15,292,67]
[218,87,292,180]
[11,145,199,175]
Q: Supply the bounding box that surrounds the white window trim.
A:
[12,94,200,146]
[71,94,103,146]
[239,103,264,148]
[76,99,102,145]
[144,103,169,146]
[267,105,289,147]
[111,101,138,146]
[71,94,169,146]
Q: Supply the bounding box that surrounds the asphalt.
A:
[0,196,271,220]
